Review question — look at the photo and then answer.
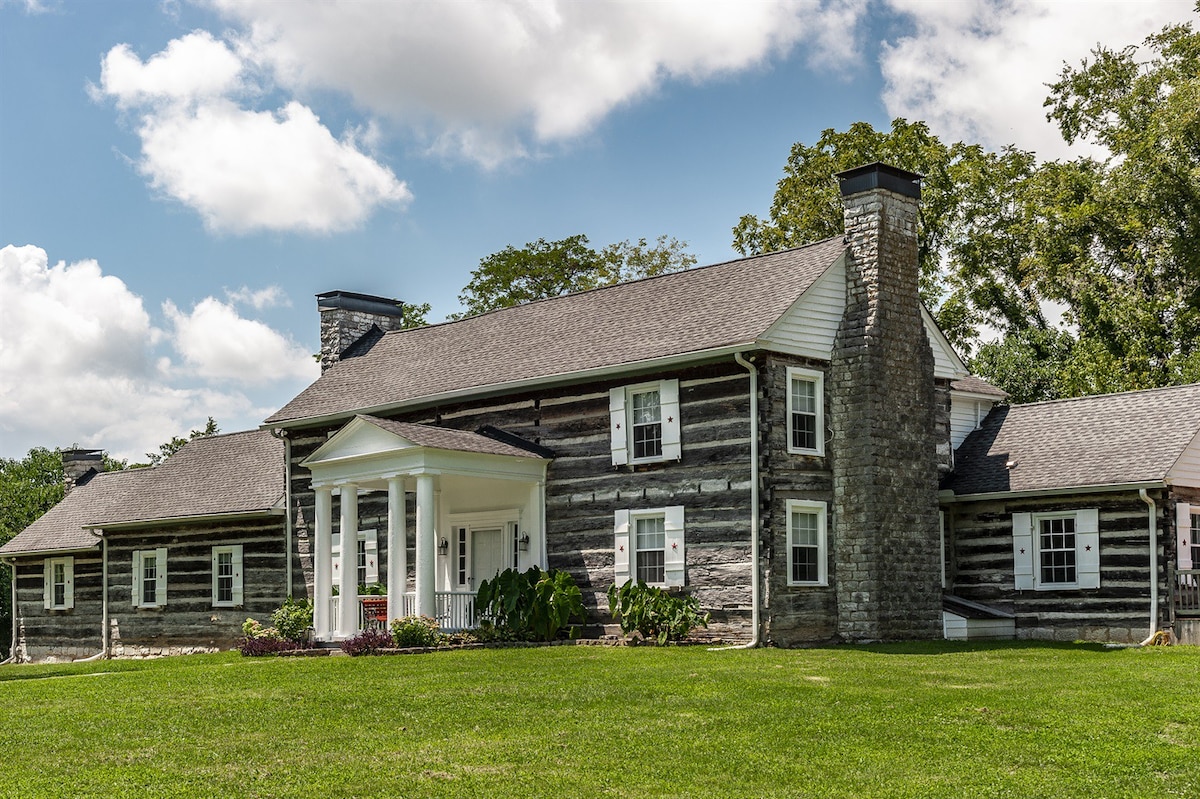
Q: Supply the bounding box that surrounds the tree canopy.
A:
[734,9,1200,402]
[455,234,696,318]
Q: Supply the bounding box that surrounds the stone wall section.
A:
[830,186,942,642]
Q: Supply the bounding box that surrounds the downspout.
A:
[1138,489,1160,645]
[714,352,761,650]
[1,556,15,664]
[270,428,294,597]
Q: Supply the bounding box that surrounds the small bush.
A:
[238,636,296,657]
[271,597,313,643]
[475,567,586,641]
[390,615,441,648]
[607,580,710,645]
[340,628,394,656]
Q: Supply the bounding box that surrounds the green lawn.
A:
[1,641,1197,798]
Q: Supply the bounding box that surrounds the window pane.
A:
[791,378,815,414]
[631,389,663,459]
[52,562,66,607]
[790,511,820,582]
[790,377,818,451]
[631,390,660,423]
[1039,517,1077,584]
[636,516,666,584]
[142,554,157,604]
[217,551,233,604]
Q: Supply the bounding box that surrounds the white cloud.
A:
[206,0,864,165]
[878,0,1194,160]
[226,284,288,310]
[0,245,314,461]
[164,296,317,384]
[96,32,411,233]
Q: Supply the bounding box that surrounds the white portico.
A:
[302,415,550,641]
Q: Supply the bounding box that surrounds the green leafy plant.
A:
[475,567,585,641]
[271,597,313,643]
[607,580,709,645]
[390,615,441,648]
[358,582,387,596]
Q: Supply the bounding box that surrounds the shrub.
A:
[607,580,710,645]
[239,636,296,657]
[340,628,394,656]
[476,567,585,642]
[390,615,441,648]
[271,597,313,643]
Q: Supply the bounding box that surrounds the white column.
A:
[314,486,332,640]
[386,477,406,621]
[415,474,436,618]
[337,483,359,637]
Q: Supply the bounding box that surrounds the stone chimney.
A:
[62,448,104,493]
[829,163,941,642]
[317,291,407,373]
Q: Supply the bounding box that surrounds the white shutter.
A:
[1012,513,1034,590]
[1177,503,1194,572]
[232,545,244,605]
[43,558,52,610]
[1076,509,1100,589]
[211,549,220,605]
[609,387,628,466]
[155,547,168,607]
[363,530,379,584]
[132,551,141,606]
[332,532,342,581]
[663,505,686,587]
[613,509,631,585]
[660,379,681,461]
[63,558,74,610]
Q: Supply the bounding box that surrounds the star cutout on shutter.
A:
[667,416,674,423]
[615,423,621,430]
[618,545,624,552]
[1085,545,1092,551]
[671,542,678,550]
[1019,548,1026,554]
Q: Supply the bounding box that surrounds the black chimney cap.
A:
[316,290,404,317]
[835,162,922,200]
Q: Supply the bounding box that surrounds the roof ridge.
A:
[1011,381,1200,410]
[379,235,846,333]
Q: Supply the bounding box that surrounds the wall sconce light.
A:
[518,533,530,552]
[437,537,449,556]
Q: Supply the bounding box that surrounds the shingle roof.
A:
[950,375,1008,399]
[0,470,150,555]
[265,238,848,425]
[943,383,1200,496]
[0,431,285,555]
[86,429,284,526]
[361,416,550,458]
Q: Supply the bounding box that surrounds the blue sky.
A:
[1,0,1194,461]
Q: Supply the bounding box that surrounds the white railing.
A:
[1176,569,1200,615]
[328,591,478,634]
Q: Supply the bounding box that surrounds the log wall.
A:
[10,551,103,662]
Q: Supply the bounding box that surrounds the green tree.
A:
[455,234,696,318]
[137,417,220,468]
[0,448,68,654]
[397,301,431,329]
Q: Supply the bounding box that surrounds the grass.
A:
[1,641,1198,798]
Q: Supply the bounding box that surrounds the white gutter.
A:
[1138,489,1160,645]
[940,481,1166,504]
[713,352,761,650]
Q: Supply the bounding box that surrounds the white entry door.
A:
[470,527,506,588]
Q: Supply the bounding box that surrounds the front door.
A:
[470,527,505,588]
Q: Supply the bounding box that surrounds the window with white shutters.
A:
[43,556,74,610]
[1012,510,1099,590]
[212,545,243,607]
[133,548,168,608]
[609,380,681,465]
[613,506,685,587]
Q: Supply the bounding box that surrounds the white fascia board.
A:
[950,389,1006,402]
[263,344,754,432]
[940,480,1165,504]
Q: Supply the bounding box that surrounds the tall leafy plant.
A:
[476,567,585,641]
[607,580,709,645]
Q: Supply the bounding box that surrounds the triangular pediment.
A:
[303,416,417,467]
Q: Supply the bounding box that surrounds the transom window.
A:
[1039,515,1077,585]
[635,515,666,584]
[786,499,828,586]
[787,367,824,456]
[630,388,663,460]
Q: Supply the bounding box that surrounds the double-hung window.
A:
[211,545,244,607]
[42,556,74,610]
[132,548,168,608]
[1012,510,1099,590]
[613,506,685,588]
[786,500,828,586]
[609,380,681,465]
[787,367,824,456]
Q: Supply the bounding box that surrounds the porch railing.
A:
[1174,569,1200,616]
[328,591,479,634]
